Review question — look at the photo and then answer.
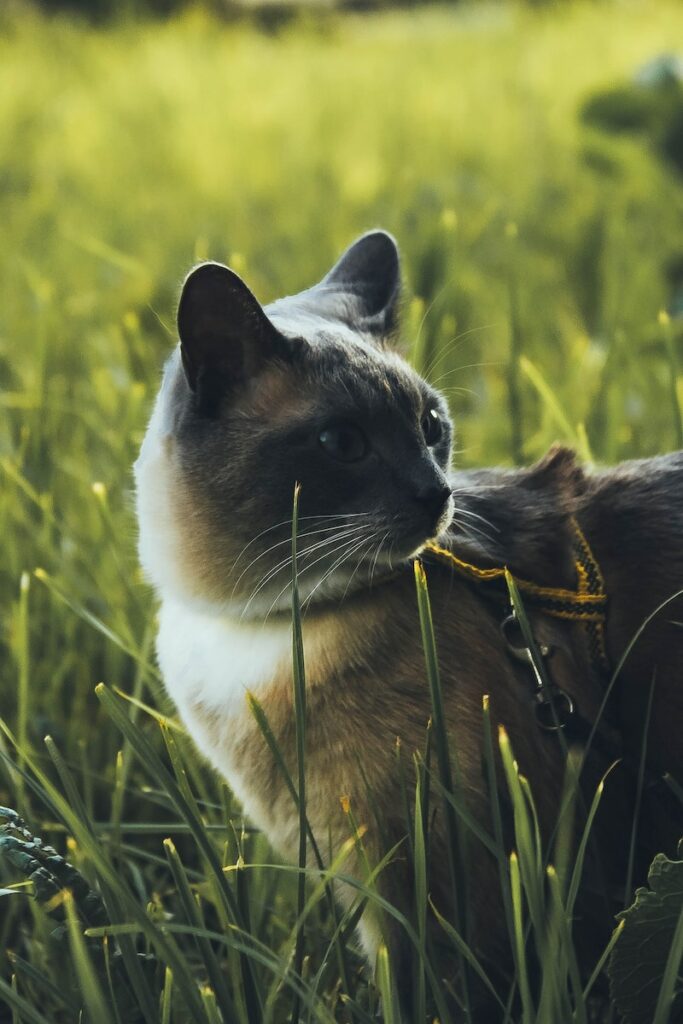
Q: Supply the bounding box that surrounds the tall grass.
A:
[1,1,683,1020]
[1,550,659,1021]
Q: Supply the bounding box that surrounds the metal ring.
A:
[501,613,553,661]
[533,690,574,732]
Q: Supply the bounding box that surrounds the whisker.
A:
[230,511,373,573]
[262,532,374,624]
[240,527,368,619]
[423,323,499,381]
[414,281,455,374]
[386,538,396,572]
[301,533,376,613]
[449,502,500,533]
[340,533,381,602]
[230,522,368,599]
[451,516,499,546]
[369,531,390,589]
[428,359,501,389]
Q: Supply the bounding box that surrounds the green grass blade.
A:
[102,935,124,1024]
[506,225,524,466]
[90,918,340,1024]
[290,482,307,1024]
[519,354,581,451]
[247,691,353,1001]
[566,766,614,919]
[200,986,223,1024]
[7,951,78,1018]
[546,865,585,1024]
[160,966,173,1024]
[64,889,115,1024]
[498,726,544,940]
[413,559,471,1014]
[413,773,427,1024]
[582,919,624,1002]
[0,715,209,1024]
[15,572,30,816]
[509,851,534,1024]
[94,683,259,1008]
[163,837,238,1021]
[0,975,52,1024]
[659,310,683,449]
[374,944,400,1024]
[429,898,506,1013]
[44,735,94,837]
[481,695,515,937]
[623,671,656,907]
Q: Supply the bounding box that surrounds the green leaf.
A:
[608,846,683,1024]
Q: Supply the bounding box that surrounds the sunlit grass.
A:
[1,0,682,1019]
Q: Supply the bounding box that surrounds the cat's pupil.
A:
[421,408,442,446]
[319,420,368,463]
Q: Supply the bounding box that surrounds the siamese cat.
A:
[135,231,683,1017]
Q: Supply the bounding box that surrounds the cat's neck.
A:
[155,579,394,720]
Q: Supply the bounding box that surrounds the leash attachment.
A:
[424,516,610,677]
[424,516,612,739]
[501,609,575,734]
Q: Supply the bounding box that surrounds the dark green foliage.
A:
[608,845,683,1024]
[582,60,683,175]
[0,806,107,927]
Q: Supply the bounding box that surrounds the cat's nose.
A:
[414,482,452,519]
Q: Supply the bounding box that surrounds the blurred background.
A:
[0,0,682,1013]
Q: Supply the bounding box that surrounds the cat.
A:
[135,230,683,1017]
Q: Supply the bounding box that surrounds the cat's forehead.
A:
[268,310,427,416]
[309,337,425,415]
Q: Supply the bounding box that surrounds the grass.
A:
[1,0,683,1020]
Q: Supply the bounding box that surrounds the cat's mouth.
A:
[368,489,458,565]
[386,492,455,562]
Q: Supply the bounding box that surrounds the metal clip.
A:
[500,611,574,732]
[500,613,552,662]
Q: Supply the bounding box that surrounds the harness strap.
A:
[424,520,673,798]
[424,516,610,674]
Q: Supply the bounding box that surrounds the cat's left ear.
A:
[321,230,401,338]
[178,262,287,415]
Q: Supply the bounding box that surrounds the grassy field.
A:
[1,1,683,1020]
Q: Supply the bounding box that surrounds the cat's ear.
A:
[322,230,401,336]
[178,262,285,412]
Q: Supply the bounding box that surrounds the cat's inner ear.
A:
[322,230,401,336]
[177,262,283,409]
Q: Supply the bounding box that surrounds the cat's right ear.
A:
[177,262,284,414]
[322,230,401,337]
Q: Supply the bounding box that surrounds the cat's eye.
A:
[319,420,368,463]
[421,408,442,446]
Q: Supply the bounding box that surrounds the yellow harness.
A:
[424,517,609,674]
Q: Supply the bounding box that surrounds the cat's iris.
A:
[318,420,368,463]
[421,408,442,447]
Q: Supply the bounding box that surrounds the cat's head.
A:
[135,231,454,616]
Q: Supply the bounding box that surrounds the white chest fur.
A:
[157,597,292,717]
[157,598,294,820]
